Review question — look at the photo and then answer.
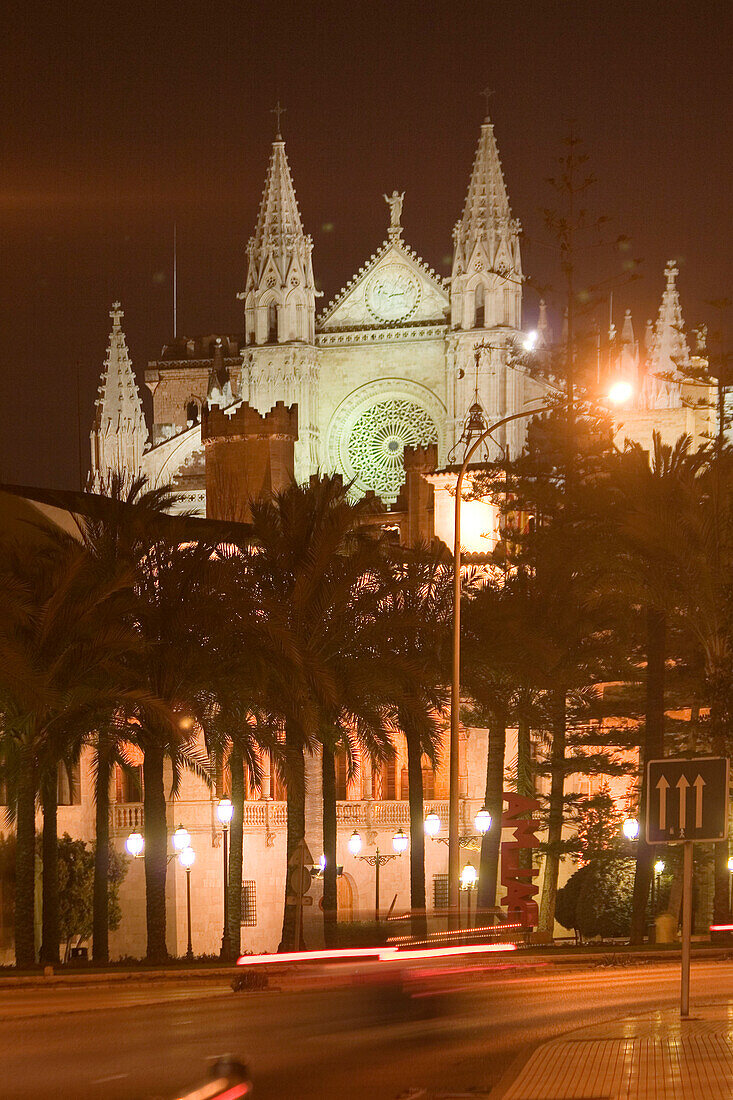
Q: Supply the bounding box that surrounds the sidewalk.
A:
[490,1002,733,1099]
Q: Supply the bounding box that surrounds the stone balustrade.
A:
[110,797,482,836]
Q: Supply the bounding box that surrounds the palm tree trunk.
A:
[142,742,168,963]
[477,711,506,916]
[630,607,665,944]
[40,773,60,965]
[538,688,566,935]
[279,740,305,952]
[228,744,244,958]
[14,757,37,968]
[405,733,427,940]
[93,742,112,963]
[321,744,338,947]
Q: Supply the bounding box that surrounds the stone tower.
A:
[240,125,319,481]
[90,302,148,489]
[447,116,526,459]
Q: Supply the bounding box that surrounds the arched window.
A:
[267,302,278,343]
[474,284,485,329]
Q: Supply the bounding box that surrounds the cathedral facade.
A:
[91,115,713,513]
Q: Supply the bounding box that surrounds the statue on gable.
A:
[383,190,405,234]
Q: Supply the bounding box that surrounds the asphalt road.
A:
[3,959,733,1098]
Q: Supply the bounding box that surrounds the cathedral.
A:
[91,113,713,516]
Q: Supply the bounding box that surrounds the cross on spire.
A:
[271,100,286,139]
[110,301,123,330]
[481,86,495,120]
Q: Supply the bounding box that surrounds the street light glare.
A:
[460,862,478,888]
[623,817,640,840]
[348,830,362,856]
[217,798,234,825]
[608,379,634,405]
[474,808,491,834]
[654,859,665,875]
[172,824,191,852]
[728,856,733,874]
[179,845,195,869]
[392,828,409,854]
[424,812,441,836]
[125,829,144,858]
[523,330,538,351]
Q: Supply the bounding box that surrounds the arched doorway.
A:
[338,872,356,920]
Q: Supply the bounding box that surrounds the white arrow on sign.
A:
[656,775,670,829]
[677,775,689,830]
[693,774,705,829]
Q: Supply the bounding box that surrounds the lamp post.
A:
[424,807,491,849]
[460,862,478,928]
[172,824,191,854]
[728,856,733,914]
[350,829,408,922]
[449,400,552,917]
[179,845,195,961]
[448,378,632,915]
[217,798,233,961]
[652,859,665,916]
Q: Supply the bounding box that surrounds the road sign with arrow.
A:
[646,756,729,844]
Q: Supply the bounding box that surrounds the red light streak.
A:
[236,942,518,968]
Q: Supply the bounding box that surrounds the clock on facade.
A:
[364,264,420,322]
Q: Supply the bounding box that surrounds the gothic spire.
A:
[455,117,513,257]
[450,116,522,332]
[249,138,305,266]
[90,302,148,488]
[244,133,317,345]
[649,261,691,374]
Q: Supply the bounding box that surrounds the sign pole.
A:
[681,841,693,1017]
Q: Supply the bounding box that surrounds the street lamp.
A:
[350,829,408,922]
[449,398,553,915]
[172,824,191,853]
[217,798,234,961]
[392,828,409,855]
[652,859,665,915]
[460,862,478,928]
[448,381,633,914]
[622,818,640,841]
[179,845,195,961]
[126,829,144,858]
[475,808,491,835]
[424,812,441,837]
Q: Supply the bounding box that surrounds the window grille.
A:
[433,873,449,911]
[241,880,257,926]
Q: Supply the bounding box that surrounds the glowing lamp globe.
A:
[608,379,633,406]
[424,812,441,837]
[126,830,144,858]
[392,828,408,855]
[319,854,326,872]
[728,856,733,874]
[654,859,665,875]
[172,824,191,852]
[523,330,538,351]
[217,798,234,826]
[474,808,491,834]
[348,830,362,857]
[623,818,639,840]
[460,862,478,889]
[179,845,195,870]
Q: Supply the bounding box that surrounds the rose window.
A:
[346,399,438,498]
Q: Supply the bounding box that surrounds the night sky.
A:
[1,0,730,489]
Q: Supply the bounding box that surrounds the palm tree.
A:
[377,547,451,939]
[0,530,138,966]
[246,475,396,951]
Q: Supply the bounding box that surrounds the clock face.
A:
[365,264,420,322]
